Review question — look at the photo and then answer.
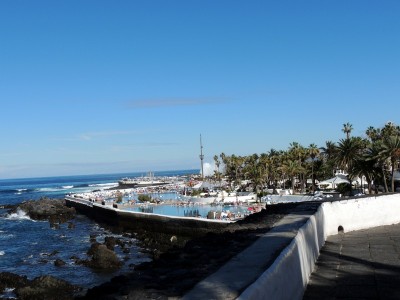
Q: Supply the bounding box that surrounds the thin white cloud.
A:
[125,97,229,109]
[78,130,140,141]
[110,142,179,152]
[53,130,146,142]
[0,152,24,158]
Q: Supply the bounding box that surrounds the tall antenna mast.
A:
[199,134,204,180]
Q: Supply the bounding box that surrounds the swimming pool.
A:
[123,203,250,218]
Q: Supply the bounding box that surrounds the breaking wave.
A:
[0,188,34,194]
[89,182,118,188]
[5,209,34,221]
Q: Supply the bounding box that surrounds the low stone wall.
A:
[239,194,400,300]
[269,194,314,203]
[321,194,400,235]
[65,196,230,237]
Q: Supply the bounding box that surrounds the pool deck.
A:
[304,223,400,300]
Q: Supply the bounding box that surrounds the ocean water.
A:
[0,170,197,293]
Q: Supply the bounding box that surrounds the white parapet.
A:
[321,194,400,236]
[239,194,400,300]
[238,206,325,300]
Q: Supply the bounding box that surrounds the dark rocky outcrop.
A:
[16,275,81,300]
[85,240,123,270]
[0,273,80,300]
[8,198,76,225]
[104,236,117,250]
[54,259,66,267]
[0,272,29,293]
[81,202,321,299]
[85,244,122,270]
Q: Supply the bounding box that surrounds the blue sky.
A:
[1,1,399,179]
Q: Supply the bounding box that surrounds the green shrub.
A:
[336,183,352,196]
[138,194,152,202]
[116,192,123,203]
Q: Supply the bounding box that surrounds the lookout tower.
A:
[199,134,204,180]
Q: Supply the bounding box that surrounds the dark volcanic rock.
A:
[81,202,320,299]
[9,198,76,224]
[0,272,80,300]
[54,259,66,267]
[0,272,29,292]
[86,244,122,270]
[104,236,117,250]
[15,275,81,300]
[87,242,101,256]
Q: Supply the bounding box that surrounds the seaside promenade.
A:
[69,192,400,299]
[182,194,400,300]
[304,223,400,300]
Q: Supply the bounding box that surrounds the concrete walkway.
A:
[183,209,316,299]
[304,223,400,300]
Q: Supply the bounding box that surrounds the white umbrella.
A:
[319,175,349,188]
[192,181,214,190]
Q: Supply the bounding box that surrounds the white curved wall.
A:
[322,194,400,236]
[240,194,400,300]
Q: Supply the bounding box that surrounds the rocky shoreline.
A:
[2,199,319,299]
[1,198,138,299]
[7,197,76,228]
[80,202,319,299]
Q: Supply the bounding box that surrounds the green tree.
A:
[350,153,380,194]
[334,137,364,174]
[342,122,353,139]
[213,155,221,187]
[138,194,152,202]
[378,135,400,192]
[308,143,320,193]
[279,159,305,192]
[319,141,337,178]
[288,142,307,192]
[243,154,264,200]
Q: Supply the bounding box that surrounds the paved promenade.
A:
[183,209,316,299]
[304,223,400,299]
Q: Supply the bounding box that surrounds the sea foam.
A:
[6,209,34,221]
[62,185,74,189]
[89,182,118,188]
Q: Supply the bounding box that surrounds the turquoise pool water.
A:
[120,191,253,218]
[123,203,249,218]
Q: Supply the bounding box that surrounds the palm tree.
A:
[279,159,305,192]
[319,141,337,178]
[342,122,353,139]
[334,137,364,174]
[308,143,320,193]
[213,155,221,187]
[320,141,337,161]
[267,149,283,191]
[288,142,307,192]
[259,153,271,191]
[366,126,380,142]
[378,135,400,192]
[352,151,380,194]
[244,154,264,200]
[382,122,400,137]
[220,153,244,190]
[368,140,389,193]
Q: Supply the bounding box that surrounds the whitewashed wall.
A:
[240,194,400,300]
[321,194,400,236]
